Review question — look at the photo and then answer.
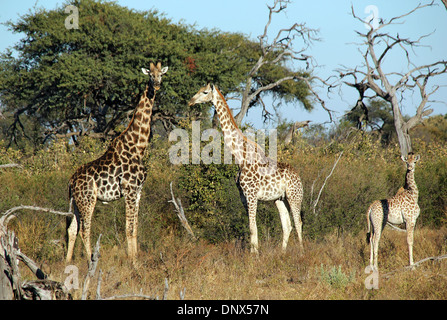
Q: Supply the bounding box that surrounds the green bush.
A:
[1,121,446,257]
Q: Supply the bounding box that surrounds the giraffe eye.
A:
[203,91,209,94]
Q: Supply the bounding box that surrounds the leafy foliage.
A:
[0,0,313,148]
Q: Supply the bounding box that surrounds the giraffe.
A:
[366,153,421,270]
[66,62,168,264]
[188,83,304,254]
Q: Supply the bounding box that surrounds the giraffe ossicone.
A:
[188,83,304,254]
[66,62,167,264]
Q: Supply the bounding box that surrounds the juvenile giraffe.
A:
[66,62,168,264]
[188,84,304,253]
[366,153,421,270]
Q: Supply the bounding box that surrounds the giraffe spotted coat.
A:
[366,153,421,270]
[66,62,168,264]
[189,84,304,254]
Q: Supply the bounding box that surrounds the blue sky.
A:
[1,0,446,129]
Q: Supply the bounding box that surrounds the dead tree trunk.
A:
[0,205,73,300]
[338,2,446,157]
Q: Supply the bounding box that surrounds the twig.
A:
[163,278,169,300]
[0,163,22,169]
[312,151,343,215]
[102,293,157,300]
[168,182,197,241]
[96,269,102,300]
[179,287,186,300]
[81,234,102,300]
[0,205,73,234]
[386,222,406,232]
[382,254,447,278]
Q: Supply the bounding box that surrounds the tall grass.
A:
[0,132,446,299]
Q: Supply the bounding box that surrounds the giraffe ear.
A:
[414,155,420,162]
[141,68,150,75]
[401,155,407,162]
[161,66,168,74]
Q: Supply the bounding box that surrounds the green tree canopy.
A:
[0,0,313,148]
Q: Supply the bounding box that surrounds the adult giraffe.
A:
[188,83,304,254]
[66,62,168,264]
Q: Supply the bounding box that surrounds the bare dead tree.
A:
[0,206,73,300]
[337,2,447,156]
[234,0,334,126]
[0,205,184,300]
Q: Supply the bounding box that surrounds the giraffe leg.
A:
[286,185,304,250]
[124,190,141,263]
[372,227,382,271]
[246,197,259,254]
[368,229,375,270]
[66,198,79,263]
[275,200,292,252]
[76,189,98,264]
[406,222,415,267]
[368,202,384,271]
[366,207,374,269]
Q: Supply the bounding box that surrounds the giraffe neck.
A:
[404,168,418,198]
[212,87,265,166]
[119,84,156,159]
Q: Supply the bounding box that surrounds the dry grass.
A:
[35,226,447,300]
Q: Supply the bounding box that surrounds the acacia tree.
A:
[0,0,317,149]
[0,0,246,147]
[338,2,447,156]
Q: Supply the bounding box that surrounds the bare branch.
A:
[340,1,445,156]
[0,163,22,169]
[295,75,336,123]
[101,293,157,300]
[169,182,197,241]
[81,234,102,300]
[312,151,343,216]
[386,222,406,232]
[0,205,72,235]
[235,0,322,126]
[383,254,447,278]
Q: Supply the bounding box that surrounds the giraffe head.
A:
[188,83,214,106]
[401,153,420,171]
[142,62,168,90]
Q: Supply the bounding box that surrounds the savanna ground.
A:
[1,124,447,300]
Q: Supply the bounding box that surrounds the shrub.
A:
[317,264,356,289]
